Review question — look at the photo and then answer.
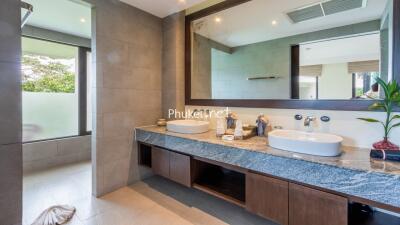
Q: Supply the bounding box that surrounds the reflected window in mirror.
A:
[296,33,383,100]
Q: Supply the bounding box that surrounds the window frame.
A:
[22,35,92,143]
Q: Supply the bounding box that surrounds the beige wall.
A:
[91,0,162,196]
[318,63,353,99]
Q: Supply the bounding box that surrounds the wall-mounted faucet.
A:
[191,109,210,120]
[304,116,316,127]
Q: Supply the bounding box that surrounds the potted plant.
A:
[358,77,400,150]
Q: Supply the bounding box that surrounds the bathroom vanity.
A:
[136,126,400,225]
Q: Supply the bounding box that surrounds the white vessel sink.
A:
[268,130,343,157]
[166,120,209,134]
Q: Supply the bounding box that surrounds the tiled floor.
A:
[23,161,274,225]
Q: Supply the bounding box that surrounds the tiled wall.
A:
[23,136,91,173]
[162,12,186,118]
[91,0,162,196]
[0,0,22,224]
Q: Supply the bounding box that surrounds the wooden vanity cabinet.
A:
[152,147,170,178]
[151,147,191,187]
[289,183,348,225]
[246,172,289,225]
[169,151,191,187]
[144,143,399,225]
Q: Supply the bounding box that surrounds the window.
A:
[22,37,91,142]
[299,76,318,100]
[352,72,380,99]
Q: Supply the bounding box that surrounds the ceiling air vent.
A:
[287,0,367,23]
[287,4,324,23]
[322,0,365,16]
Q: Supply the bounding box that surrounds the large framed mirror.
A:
[185,0,400,110]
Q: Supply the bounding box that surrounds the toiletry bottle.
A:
[234,120,244,140]
[216,118,226,137]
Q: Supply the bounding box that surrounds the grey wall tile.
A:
[161,12,186,118]
[57,136,91,156]
[0,0,21,63]
[0,144,22,196]
[96,136,131,164]
[23,140,57,162]
[0,144,22,225]
[100,88,134,113]
[101,158,130,194]
[102,112,135,138]
[0,62,22,145]
[22,136,91,173]
[0,190,22,225]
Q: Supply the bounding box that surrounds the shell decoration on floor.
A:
[31,205,76,225]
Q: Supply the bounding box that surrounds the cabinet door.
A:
[246,172,289,225]
[169,151,191,187]
[289,183,348,225]
[152,147,170,178]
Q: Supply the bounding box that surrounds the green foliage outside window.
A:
[22,54,75,93]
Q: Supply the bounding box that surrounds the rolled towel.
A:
[370,149,400,162]
[31,205,76,225]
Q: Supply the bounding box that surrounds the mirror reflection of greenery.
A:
[21,54,75,93]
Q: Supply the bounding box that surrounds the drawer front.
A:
[246,172,289,225]
[169,151,191,187]
[151,147,170,178]
[289,183,348,225]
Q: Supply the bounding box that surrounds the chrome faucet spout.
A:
[304,116,316,127]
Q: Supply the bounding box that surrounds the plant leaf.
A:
[390,122,400,128]
[375,77,389,99]
[357,118,381,123]
[392,115,400,120]
[368,102,385,111]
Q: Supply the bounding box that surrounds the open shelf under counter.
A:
[191,158,246,207]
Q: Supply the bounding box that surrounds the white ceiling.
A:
[119,0,206,18]
[24,0,91,38]
[194,0,388,47]
[300,33,380,66]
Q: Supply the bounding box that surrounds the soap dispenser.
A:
[226,112,237,129]
[256,113,269,136]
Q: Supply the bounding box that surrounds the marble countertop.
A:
[135,126,400,209]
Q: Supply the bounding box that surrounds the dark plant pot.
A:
[373,138,400,150]
[371,82,379,92]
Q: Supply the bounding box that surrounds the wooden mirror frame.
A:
[185,0,400,111]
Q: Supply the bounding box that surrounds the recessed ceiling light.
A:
[215,17,222,23]
[80,18,86,23]
[178,0,186,3]
[272,20,278,26]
